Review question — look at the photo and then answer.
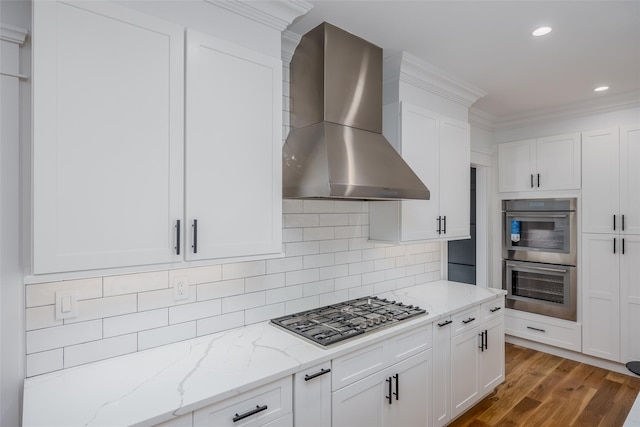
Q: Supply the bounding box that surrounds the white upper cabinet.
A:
[32,1,184,273]
[498,133,581,192]
[369,102,470,242]
[185,30,282,261]
[582,126,640,235]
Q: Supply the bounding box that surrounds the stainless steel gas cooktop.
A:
[270,296,427,347]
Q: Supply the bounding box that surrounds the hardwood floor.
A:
[449,343,640,427]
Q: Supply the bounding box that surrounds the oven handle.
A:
[506,213,568,219]
[505,262,568,274]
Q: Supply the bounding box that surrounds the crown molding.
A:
[494,90,640,130]
[205,0,312,32]
[281,30,301,63]
[0,23,28,45]
[386,51,487,108]
[469,107,497,132]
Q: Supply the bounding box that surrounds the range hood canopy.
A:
[283,22,430,201]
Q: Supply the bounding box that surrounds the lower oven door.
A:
[503,260,576,321]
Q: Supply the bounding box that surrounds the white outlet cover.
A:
[55,291,78,320]
[173,277,190,301]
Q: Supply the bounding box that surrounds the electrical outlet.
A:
[173,277,190,301]
[55,291,77,320]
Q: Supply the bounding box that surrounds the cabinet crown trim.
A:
[0,23,28,45]
[206,0,312,31]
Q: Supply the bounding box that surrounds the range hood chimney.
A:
[283,22,430,200]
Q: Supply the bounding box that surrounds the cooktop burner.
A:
[270,296,427,347]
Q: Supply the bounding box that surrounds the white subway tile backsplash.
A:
[245,273,285,293]
[23,74,442,378]
[103,309,168,338]
[103,271,168,296]
[169,299,222,324]
[26,278,102,308]
[66,294,137,324]
[26,349,63,377]
[26,320,102,354]
[169,265,221,286]
[138,288,197,311]
[197,279,244,302]
[245,303,285,324]
[26,305,62,331]
[221,292,265,314]
[197,312,244,336]
[266,285,302,304]
[64,334,137,368]
[303,253,335,269]
[138,322,196,351]
[222,261,266,280]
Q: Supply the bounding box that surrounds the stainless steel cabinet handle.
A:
[506,262,567,273]
[506,213,568,219]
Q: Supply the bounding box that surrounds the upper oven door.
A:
[503,210,577,265]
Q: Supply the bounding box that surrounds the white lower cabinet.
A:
[332,350,432,427]
[432,316,453,427]
[193,377,292,427]
[293,362,332,427]
[504,309,582,352]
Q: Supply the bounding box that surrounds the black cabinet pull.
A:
[304,368,331,381]
[192,219,198,254]
[530,174,534,188]
[527,326,546,333]
[443,215,447,234]
[490,307,502,313]
[485,329,488,350]
[233,405,267,422]
[437,320,453,327]
[478,332,484,352]
[175,220,181,255]
[622,238,625,255]
[386,377,392,404]
[614,214,617,231]
[622,214,625,231]
[393,373,399,400]
[437,216,442,235]
[614,237,616,254]
[462,317,476,324]
[537,173,540,188]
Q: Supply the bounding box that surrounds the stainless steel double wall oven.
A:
[502,198,577,321]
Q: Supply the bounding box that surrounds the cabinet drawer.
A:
[332,342,385,391]
[386,324,432,365]
[505,310,581,352]
[481,297,505,322]
[193,377,292,427]
[451,306,481,336]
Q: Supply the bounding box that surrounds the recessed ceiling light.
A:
[532,26,552,37]
[594,86,609,92]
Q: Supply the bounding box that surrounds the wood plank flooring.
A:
[449,343,640,427]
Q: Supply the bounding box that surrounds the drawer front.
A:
[193,377,292,427]
[331,342,385,391]
[505,313,581,352]
[451,306,481,336]
[481,297,505,322]
[385,324,432,365]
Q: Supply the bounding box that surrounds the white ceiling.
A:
[286,1,640,122]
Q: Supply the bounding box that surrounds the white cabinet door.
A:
[399,103,440,241]
[185,30,282,261]
[582,233,621,362]
[386,350,431,427]
[621,235,640,363]
[479,316,505,394]
[582,128,620,234]
[450,326,481,418]
[536,133,581,190]
[432,317,452,427]
[32,1,184,273]
[620,125,640,235]
[293,362,331,427]
[439,117,470,239]
[332,371,387,427]
[498,139,536,192]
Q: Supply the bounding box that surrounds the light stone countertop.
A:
[22,280,505,427]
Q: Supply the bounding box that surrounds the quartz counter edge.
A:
[22,280,506,427]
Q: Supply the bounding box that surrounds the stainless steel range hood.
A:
[283,22,430,200]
